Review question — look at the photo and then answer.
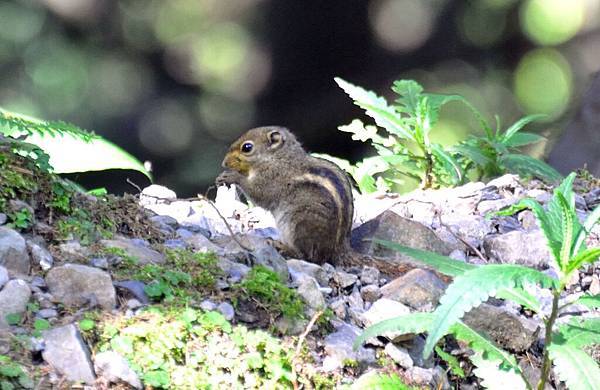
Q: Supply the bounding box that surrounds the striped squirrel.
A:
[215,126,421,277]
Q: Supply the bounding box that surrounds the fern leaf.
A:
[499,153,562,183]
[548,344,600,390]
[557,192,575,272]
[435,346,465,378]
[494,288,542,313]
[431,143,463,185]
[354,313,433,349]
[392,79,423,115]
[452,142,493,167]
[572,294,600,310]
[503,132,545,148]
[335,78,415,141]
[573,205,600,256]
[501,114,545,143]
[565,247,600,276]
[554,317,600,349]
[423,264,556,358]
[469,350,528,390]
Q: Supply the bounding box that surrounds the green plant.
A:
[98,307,295,389]
[0,355,33,389]
[350,371,412,390]
[0,108,150,178]
[233,266,304,323]
[452,114,562,182]
[356,173,600,389]
[7,207,33,230]
[330,78,560,193]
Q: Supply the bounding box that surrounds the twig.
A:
[292,310,323,390]
[436,214,487,262]
[126,178,143,193]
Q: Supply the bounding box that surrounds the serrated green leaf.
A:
[572,294,600,309]
[423,264,556,358]
[500,154,562,183]
[503,132,545,147]
[0,108,151,179]
[554,317,600,349]
[435,346,465,378]
[574,205,600,256]
[354,312,433,349]
[392,79,423,115]
[548,343,600,390]
[565,247,600,276]
[494,288,542,313]
[335,78,415,141]
[557,192,575,272]
[501,114,545,143]
[431,143,463,185]
[452,143,494,167]
[422,94,471,129]
[469,350,528,390]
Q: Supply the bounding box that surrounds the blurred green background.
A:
[1,0,599,195]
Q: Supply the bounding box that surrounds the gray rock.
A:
[0,213,6,225]
[217,257,251,280]
[113,280,149,304]
[139,184,177,206]
[483,230,552,268]
[57,241,90,262]
[347,289,364,312]
[274,316,306,335]
[449,249,467,262]
[333,270,358,289]
[42,324,95,384]
[589,275,600,295]
[46,264,116,309]
[0,279,31,328]
[184,233,222,254]
[27,241,53,271]
[126,299,143,310]
[360,285,382,302]
[463,303,540,352]
[360,266,380,286]
[440,214,492,248]
[297,277,325,310]
[380,269,447,311]
[0,266,8,289]
[89,257,109,269]
[287,259,329,287]
[101,237,165,265]
[384,343,413,368]
[217,302,235,321]
[323,323,376,371]
[330,298,347,320]
[351,210,454,261]
[163,239,187,250]
[360,298,411,341]
[200,299,217,311]
[406,366,434,386]
[251,245,289,281]
[94,351,142,389]
[36,309,58,319]
[0,227,30,276]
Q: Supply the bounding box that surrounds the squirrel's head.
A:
[222,126,301,175]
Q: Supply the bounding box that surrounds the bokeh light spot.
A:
[138,100,194,157]
[459,3,506,47]
[520,0,585,45]
[514,49,572,119]
[369,0,435,52]
[197,94,255,141]
[0,2,45,44]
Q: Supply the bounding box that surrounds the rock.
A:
[323,323,376,371]
[330,298,347,320]
[333,270,358,289]
[0,266,8,289]
[463,303,539,352]
[184,233,222,254]
[251,245,289,281]
[406,366,433,386]
[360,285,382,302]
[46,264,116,309]
[101,237,165,265]
[380,269,447,311]
[440,214,492,248]
[360,266,380,286]
[0,279,31,328]
[589,275,600,295]
[449,249,467,262]
[139,184,177,206]
[200,300,217,311]
[287,259,329,287]
[89,257,109,269]
[27,240,53,271]
[360,298,411,340]
[113,280,149,304]
[483,230,552,268]
[42,324,95,384]
[0,213,6,225]
[36,309,58,319]
[127,299,143,310]
[217,302,235,321]
[297,277,326,310]
[351,210,454,260]
[57,241,90,261]
[0,227,30,276]
[217,257,251,281]
[94,351,142,389]
[384,343,413,368]
[274,316,306,335]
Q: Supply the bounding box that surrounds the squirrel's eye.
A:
[241,142,254,153]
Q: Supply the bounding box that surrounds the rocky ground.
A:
[1,161,599,388]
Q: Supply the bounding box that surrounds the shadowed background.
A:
[0,0,599,195]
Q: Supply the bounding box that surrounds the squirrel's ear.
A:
[267,130,284,149]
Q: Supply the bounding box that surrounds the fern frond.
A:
[573,205,600,255]
[557,191,575,272]
[0,108,96,142]
[548,344,600,390]
[354,313,433,349]
[554,317,600,349]
[565,248,600,276]
[350,371,410,390]
[423,264,556,358]
[470,350,528,390]
[571,294,600,310]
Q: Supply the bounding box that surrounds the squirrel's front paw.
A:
[215,170,241,186]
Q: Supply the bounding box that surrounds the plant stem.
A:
[537,291,561,390]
